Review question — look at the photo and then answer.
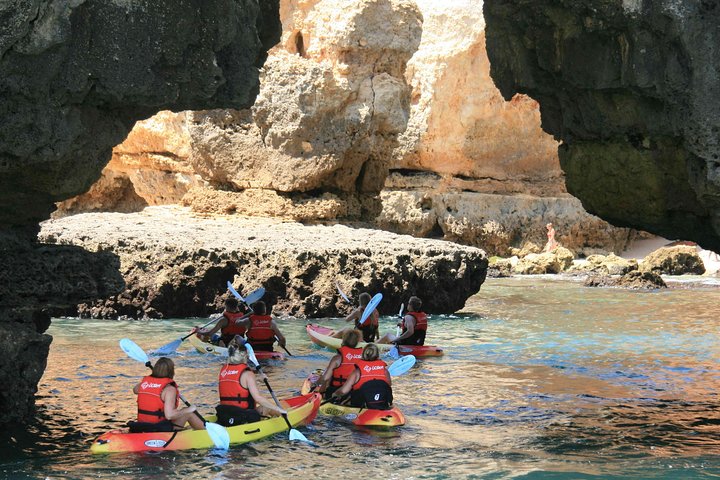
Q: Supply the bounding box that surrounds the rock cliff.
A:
[40,207,488,319]
[484,0,720,252]
[0,0,281,425]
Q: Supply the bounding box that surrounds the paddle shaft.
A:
[261,377,295,431]
[178,392,210,426]
[181,316,221,341]
[275,336,293,356]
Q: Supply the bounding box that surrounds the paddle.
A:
[227,282,266,309]
[275,336,293,357]
[245,343,310,443]
[387,303,404,360]
[154,316,220,355]
[119,338,230,450]
[321,355,416,406]
[358,292,382,326]
[335,282,352,304]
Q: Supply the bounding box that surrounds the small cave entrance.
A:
[290,31,307,58]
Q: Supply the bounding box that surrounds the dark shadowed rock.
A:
[484,0,720,252]
[584,271,667,289]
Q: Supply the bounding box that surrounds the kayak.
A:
[300,372,405,428]
[187,334,286,360]
[306,324,443,357]
[90,393,320,453]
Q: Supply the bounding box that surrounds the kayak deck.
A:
[306,324,443,357]
[187,334,286,360]
[90,393,320,453]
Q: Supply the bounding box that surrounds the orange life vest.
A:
[402,311,427,333]
[136,376,178,423]
[247,314,275,350]
[352,359,389,390]
[331,346,364,388]
[221,311,247,337]
[218,363,255,409]
[355,311,379,342]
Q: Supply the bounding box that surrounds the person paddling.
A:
[331,343,393,410]
[246,301,286,352]
[198,297,250,347]
[331,292,380,342]
[215,338,286,426]
[131,357,205,432]
[378,296,427,346]
[315,329,363,399]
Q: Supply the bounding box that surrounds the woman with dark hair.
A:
[132,357,205,431]
[246,301,286,352]
[331,292,379,342]
[332,343,393,410]
[215,338,286,426]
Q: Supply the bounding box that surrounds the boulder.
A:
[571,253,638,276]
[640,246,706,276]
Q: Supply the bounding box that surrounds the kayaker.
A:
[198,297,250,347]
[331,343,393,410]
[216,338,287,426]
[330,292,380,342]
[131,357,205,432]
[378,295,427,346]
[246,301,286,352]
[315,329,363,399]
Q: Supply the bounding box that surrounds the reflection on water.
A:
[2,276,720,478]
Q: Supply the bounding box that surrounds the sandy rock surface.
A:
[39,207,487,318]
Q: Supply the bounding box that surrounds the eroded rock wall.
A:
[0,0,281,425]
[484,0,720,252]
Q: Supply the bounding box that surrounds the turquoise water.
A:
[2,276,720,479]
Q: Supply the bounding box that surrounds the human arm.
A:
[318,355,341,392]
[393,314,415,343]
[242,371,286,414]
[332,369,359,398]
[132,382,140,394]
[343,307,362,323]
[271,320,286,347]
[200,317,228,337]
[161,385,196,422]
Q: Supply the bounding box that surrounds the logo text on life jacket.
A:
[345,353,361,361]
[363,365,385,373]
[141,382,163,390]
[220,369,239,378]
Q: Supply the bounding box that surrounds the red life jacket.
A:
[352,359,389,390]
[402,311,427,333]
[221,311,247,337]
[218,363,255,409]
[247,315,275,350]
[355,310,379,342]
[331,346,363,388]
[136,376,178,423]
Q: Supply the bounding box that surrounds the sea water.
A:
[1,276,719,479]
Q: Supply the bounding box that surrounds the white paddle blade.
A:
[359,293,383,325]
[227,281,245,302]
[388,354,416,376]
[153,338,182,356]
[245,343,260,368]
[244,287,265,305]
[289,427,310,443]
[206,422,231,450]
[386,345,400,360]
[335,282,351,304]
[119,338,149,364]
[398,303,404,317]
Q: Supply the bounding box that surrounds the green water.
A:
[2,276,720,479]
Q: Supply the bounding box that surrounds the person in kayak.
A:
[331,343,393,410]
[197,297,250,347]
[216,337,287,426]
[378,295,427,346]
[131,357,205,432]
[330,292,380,342]
[314,329,363,399]
[246,301,286,352]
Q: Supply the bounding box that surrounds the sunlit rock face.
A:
[380,0,638,255]
[484,0,720,252]
[0,0,281,425]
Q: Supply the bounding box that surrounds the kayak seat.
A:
[127,420,175,433]
[216,405,261,426]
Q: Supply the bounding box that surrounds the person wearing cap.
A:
[215,337,286,426]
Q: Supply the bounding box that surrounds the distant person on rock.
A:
[215,337,286,426]
[544,223,559,252]
[315,329,364,400]
[378,296,427,346]
[331,292,379,342]
[197,297,250,347]
[246,301,286,352]
[130,357,205,432]
[331,343,393,410]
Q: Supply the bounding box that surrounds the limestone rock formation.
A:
[639,246,706,276]
[484,0,720,252]
[570,253,638,276]
[39,207,488,319]
[0,0,282,425]
[585,271,667,290]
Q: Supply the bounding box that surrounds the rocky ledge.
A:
[39,207,488,318]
